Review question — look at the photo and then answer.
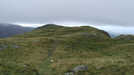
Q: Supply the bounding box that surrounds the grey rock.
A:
[65,65,88,75]
[65,72,74,75]
[12,45,19,48]
[0,44,19,51]
[0,44,8,50]
[72,65,88,73]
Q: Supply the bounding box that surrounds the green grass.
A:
[0,24,134,75]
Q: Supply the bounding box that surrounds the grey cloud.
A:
[0,0,134,26]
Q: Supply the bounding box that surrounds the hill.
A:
[16,24,110,39]
[0,23,34,38]
[0,24,134,75]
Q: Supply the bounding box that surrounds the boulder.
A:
[65,65,88,75]
[72,65,88,72]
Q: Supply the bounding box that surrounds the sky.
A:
[1,0,134,35]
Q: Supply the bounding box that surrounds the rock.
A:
[65,65,88,75]
[50,59,54,63]
[0,44,8,50]
[12,45,19,48]
[0,44,19,51]
[72,65,88,73]
[65,72,74,75]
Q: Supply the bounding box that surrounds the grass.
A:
[0,24,134,75]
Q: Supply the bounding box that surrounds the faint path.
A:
[39,38,60,75]
[48,39,60,57]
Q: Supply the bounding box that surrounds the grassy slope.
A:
[0,24,134,75]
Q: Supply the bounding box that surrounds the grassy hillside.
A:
[0,24,134,75]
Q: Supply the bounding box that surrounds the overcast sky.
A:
[1,0,134,27]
